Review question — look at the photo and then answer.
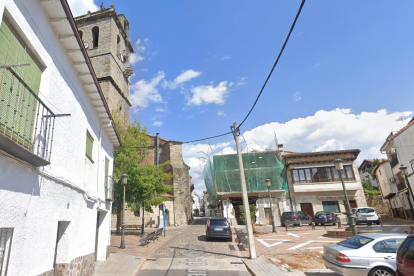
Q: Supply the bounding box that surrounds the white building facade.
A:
[380,118,414,219]
[192,191,200,216]
[372,160,407,218]
[0,0,120,275]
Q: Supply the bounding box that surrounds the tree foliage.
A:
[239,204,259,233]
[112,114,173,233]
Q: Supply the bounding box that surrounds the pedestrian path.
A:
[243,255,287,276]
[93,254,144,276]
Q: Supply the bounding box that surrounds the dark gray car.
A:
[205,217,232,241]
[280,211,312,227]
[314,211,337,226]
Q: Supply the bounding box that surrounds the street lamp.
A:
[120,173,128,249]
[399,165,414,218]
[265,178,277,233]
[334,158,357,236]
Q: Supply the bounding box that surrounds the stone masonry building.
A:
[111,134,193,229]
[75,5,134,124]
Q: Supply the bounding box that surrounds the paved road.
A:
[138,218,250,276]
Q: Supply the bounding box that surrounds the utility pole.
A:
[233,122,257,259]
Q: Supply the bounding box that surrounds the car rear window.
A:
[337,235,374,249]
[315,212,330,215]
[210,220,228,226]
[283,212,295,216]
[397,237,414,260]
[358,208,375,213]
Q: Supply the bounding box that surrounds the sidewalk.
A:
[93,227,182,276]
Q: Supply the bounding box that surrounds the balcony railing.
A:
[390,157,399,168]
[397,181,407,192]
[0,67,56,166]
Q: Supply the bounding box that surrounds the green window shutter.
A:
[85,131,93,161]
[105,157,109,198]
[0,18,43,147]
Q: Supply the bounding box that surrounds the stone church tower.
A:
[74,5,134,124]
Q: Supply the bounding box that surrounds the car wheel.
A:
[281,222,285,227]
[315,222,319,226]
[333,222,336,226]
[376,220,380,225]
[368,267,395,276]
[206,235,210,241]
[298,220,303,227]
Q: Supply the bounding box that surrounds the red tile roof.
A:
[387,117,414,141]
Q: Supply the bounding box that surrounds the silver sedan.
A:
[323,233,407,276]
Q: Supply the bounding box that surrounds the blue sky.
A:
[70,0,414,194]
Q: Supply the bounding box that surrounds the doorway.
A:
[53,221,70,275]
[300,203,314,219]
[165,209,170,226]
[264,208,272,225]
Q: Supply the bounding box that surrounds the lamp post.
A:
[399,165,414,218]
[120,173,128,249]
[265,178,277,233]
[334,158,357,236]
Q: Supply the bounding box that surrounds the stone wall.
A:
[75,12,131,125]
[54,252,95,276]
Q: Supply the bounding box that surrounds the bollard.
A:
[312,221,315,230]
[338,220,341,229]
[379,215,384,227]
[322,217,327,229]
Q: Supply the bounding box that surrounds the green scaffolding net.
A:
[203,151,288,202]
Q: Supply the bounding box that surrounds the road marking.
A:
[287,233,300,238]
[391,227,400,232]
[287,240,337,250]
[288,241,313,250]
[257,239,289,248]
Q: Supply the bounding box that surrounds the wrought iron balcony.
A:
[0,67,56,166]
[397,181,407,192]
[390,157,399,168]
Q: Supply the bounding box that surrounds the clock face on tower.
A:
[83,41,89,49]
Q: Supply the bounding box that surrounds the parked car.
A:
[205,217,232,241]
[280,211,312,227]
[323,233,406,276]
[352,207,380,225]
[314,211,337,226]
[396,232,414,276]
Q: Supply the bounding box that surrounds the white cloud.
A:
[184,108,413,195]
[155,108,167,112]
[218,111,226,116]
[237,76,246,87]
[130,71,165,110]
[293,92,302,102]
[153,121,163,127]
[187,81,229,106]
[164,69,202,89]
[141,69,148,72]
[220,55,231,61]
[68,0,99,17]
[130,39,147,65]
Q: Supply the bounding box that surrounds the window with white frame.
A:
[291,165,355,184]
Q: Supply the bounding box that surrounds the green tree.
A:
[239,204,258,233]
[112,116,172,234]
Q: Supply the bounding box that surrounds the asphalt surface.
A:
[138,217,251,276]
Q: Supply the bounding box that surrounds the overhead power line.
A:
[239,0,306,128]
[117,0,306,148]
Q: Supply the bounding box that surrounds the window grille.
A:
[0,228,13,276]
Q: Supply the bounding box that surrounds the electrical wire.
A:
[118,0,306,148]
[239,0,306,128]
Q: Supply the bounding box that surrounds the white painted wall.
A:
[0,0,115,274]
